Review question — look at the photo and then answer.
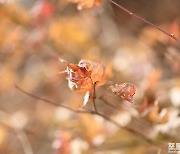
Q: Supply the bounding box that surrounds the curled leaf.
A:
[60,59,104,93]
[109,83,136,103]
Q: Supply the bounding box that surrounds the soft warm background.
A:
[0,0,180,154]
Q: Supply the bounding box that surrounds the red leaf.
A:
[109,83,136,103]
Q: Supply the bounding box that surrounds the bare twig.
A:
[108,0,180,43]
[99,94,130,110]
[92,81,98,113]
[15,85,165,151]
[99,95,117,109]
[14,85,91,114]
[89,78,98,113]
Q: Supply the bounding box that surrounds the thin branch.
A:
[15,85,164,151]
[99,95,117,109]
[14,85,90,114]
[92,81,97,113]
[108,0,180,43]
[99,95,155,129]
[0,110,34,154]
[89,78,98,113]
[100,94,130,110]
[17,131,34,154]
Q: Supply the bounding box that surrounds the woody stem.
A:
[15,85,166,152]
[90,77,97,113]
[92,82,97,113]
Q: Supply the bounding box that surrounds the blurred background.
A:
[0,0,180,153]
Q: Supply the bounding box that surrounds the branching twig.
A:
[108,0,180,43]
[99,95,117,109]
[15,85,165,151]
[99,94,130,110]
[99,95,154,129]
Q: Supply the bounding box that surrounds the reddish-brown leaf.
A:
[109,83,136,103]
[60,59,104,93]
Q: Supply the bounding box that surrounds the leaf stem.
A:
[92,81,98,113]
[89,77,98,113]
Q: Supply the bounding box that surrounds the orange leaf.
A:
[60,59,104,93]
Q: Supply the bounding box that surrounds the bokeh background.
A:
[0,0,180,153]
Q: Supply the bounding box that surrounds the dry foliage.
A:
[0,0,180,154]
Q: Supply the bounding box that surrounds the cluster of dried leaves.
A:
[60,59,136,109]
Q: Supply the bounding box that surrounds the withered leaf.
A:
[109,83,136,103]
[60,59,104,93]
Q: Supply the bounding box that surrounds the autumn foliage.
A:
[60,58,136,109]
[0,0,180,154]
[60,59,104,93]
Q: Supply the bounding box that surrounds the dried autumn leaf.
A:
[148,101,169,124]
[69,0,102,10]
[109,83,136,103]
[60,59,104,93]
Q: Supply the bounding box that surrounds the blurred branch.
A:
[17,130,34,154]
[99,94,130,110]
[99,95,117,109]
[109,0,180,43]
[15,85,164,151]
[15,85,90,114]
[0,110,33,154]
[95,140,139,151]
